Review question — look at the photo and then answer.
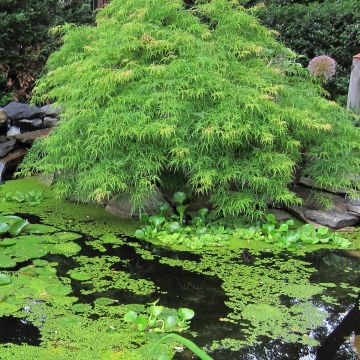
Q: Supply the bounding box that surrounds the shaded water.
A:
[0,214,359,359]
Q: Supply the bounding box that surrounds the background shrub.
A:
[0,0,94,105]
[21,0,360,218]
[242,0,360,104]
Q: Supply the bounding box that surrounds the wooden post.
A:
[347,54,360,114]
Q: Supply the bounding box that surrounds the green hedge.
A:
[0,0,94,105]
[244,0,360,103]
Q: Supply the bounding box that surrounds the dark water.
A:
[1,219,359,360]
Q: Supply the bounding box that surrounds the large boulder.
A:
[3,102,42,120]
[304,210,359,229]
[287,185,360,228]
[105,189,166,219]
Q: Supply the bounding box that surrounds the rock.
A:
[0,108,8,125]
[17,118,43,128]
[43,117,58,128]
[41,104,61,117]
[34,173,55,186]
[0,140,16,158]
[268,208,293,222]
[105,189,166,219]
[0,148,27,181]
[304,210,359,229]
[299,176,348,194]
[292,185,348,213]
[3,102,42,120]
[15,128,51,144]
[7,126,21,136]
[345,204,360,216]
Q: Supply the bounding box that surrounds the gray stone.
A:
[18,118,43,128]
[3,102,42,120]
[105,189,166,219]
[0,108,8,125]
[268,208,293,222]
[0,140,16,158]
[41,104,61,117]
[7,126,21,136]
[304,210,359,229]
[15,128,51,144]
[43,117,58,128]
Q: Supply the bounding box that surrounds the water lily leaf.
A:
[9,219,29,236]
[135,315,148,331]
[72,303,92,313]
[0,255,17,268]
[23,224,57,234]
[134,229,145,240]
[124,310,138,322]
[94,297,114,306]
[173,192,186,205]
[46,284,72,296]
[148,305,163,317]
[0,274,11,286]
[0,239,16,247]
[69,271,91,281]
[0,215,22,224]
[0,223,10,234]
[164,315,177,329]
[148,216,166,228]
[178,308,195,320]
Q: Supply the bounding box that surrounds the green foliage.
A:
[251,213,350,251]
[3,190,43,205]
[0,0,94,102]
[246,0,360,103]
[124,300,195,333]
[136,199,350,251]
[22,0,360,218]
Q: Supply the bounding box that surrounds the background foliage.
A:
[0,0,94,104]
[22,0,360,218]
[241,0,360,103]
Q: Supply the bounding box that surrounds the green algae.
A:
[69,255,156,296]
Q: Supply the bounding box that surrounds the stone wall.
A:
[0,101,60,182]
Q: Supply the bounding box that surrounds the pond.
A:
[0,178,359,360]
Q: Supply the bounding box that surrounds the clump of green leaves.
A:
[247,214,350,251]
[22,0,360,218]
[3,190,43,206]
[124,300,195,333]
[135,192,229,249]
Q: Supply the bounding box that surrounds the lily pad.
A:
[0,274,11,285]
[94,297,114,306]
[69,271,91,281]
[9,219,29,236]
[72,303,92,313]
[0,255,17,268]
